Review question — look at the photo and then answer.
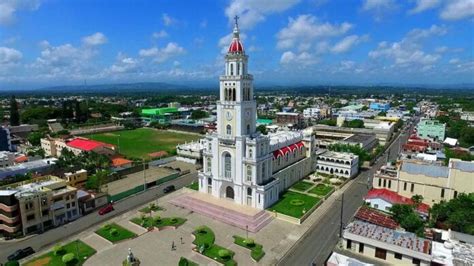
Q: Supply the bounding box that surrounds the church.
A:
[197,17,316,210]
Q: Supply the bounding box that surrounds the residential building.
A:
[41,137,115,158]
[460,111,474,122]
[314,123,393,146]
[0,176,80,236]
[0,158,57,180]
[364,188,430,217]
[276,112,303,128]
[416,119,446,141]
[0,151,15,168]
[315,150,359,179]
[110,157,133,170]
[63,169,88,187]
[77,190,108,215]
[0,127,12,152]
[303,107,320,119]
[373,159,474,206]
[198,20,315,210]
[0,190,21,237]
[342,220,432,265]
[176,140,205,164]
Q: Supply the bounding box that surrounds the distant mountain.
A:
[35,82,190,92]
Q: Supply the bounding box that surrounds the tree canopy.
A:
[429,193,474,235]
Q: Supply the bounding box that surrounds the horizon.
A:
[1,0,473,90]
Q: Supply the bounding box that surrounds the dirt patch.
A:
[25,257,51,266]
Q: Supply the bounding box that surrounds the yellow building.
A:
[64,169,88,187]
[373,159,474,206]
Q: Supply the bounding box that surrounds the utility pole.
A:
[339,193,344,238]
[143,158,146,191]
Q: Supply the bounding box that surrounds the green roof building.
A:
[416,119,446,141]
[141,107,180,124]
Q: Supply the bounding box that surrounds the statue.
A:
[124,248,140,266]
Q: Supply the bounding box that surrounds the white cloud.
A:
[0,47,22,65]
[152,30,168,39]
[218,32,247,54]
[0,0,40,25]
[139,42,185,63]
[225,0,300,29]
[449,58,460,64]
[440,0,474,20]
[408,0,441,14]
[277,14,352,50]
[280,51,318,66]
[82,32,108,46]
[368,25,446,67]
[106,53,140,74]
[331,34,369,53]
[434,46,448,53]
[361,0,397,20]
[162,13,177,26]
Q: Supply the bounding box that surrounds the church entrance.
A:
[225,186,235,199]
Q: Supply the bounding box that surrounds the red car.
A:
[98,204,114,215]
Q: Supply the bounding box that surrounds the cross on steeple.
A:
[234,15,239,27]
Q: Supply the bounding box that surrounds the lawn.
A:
[290,180,314,192]
[178,257,199,266]
[308,184,334,197]
[87,128,201,160]
[139,203,163,213]
[95,223,137,243]
[192,226,236,266]
[130,215,186,229]
[24,240,95,266]
[187,181,199,191]
[233,235,265,262]
[268,191,320,218]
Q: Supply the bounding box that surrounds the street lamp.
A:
[142,158,146,191]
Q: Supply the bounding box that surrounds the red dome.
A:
[228,38,244,53]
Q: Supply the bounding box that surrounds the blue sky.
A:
[0,0,473,89]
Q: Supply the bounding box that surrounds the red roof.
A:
[355,206,399,229]
[296,141,304,149]
[148,151,168,158]
[273,149,283,158]
[67,138,112,151]
[111,157,133,167]
[272,141,305,159]
[280,146,290,155]
[14,155,28,163]
[289,143,298,151]
[365,188,430,214]
[228,38,244,53]
[403,143,427,152]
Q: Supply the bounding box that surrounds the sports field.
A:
[87,128,201,160]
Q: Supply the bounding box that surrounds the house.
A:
[111,157,133,169]
[364,188,430,217]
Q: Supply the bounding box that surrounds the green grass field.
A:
[290,180,314,192]
[87,128,201,159]
[95,223,137,243]
[268,191,320,218]
[25,240,95,266]
[308,184,334,197]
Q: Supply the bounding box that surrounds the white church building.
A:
[197,17,316,210]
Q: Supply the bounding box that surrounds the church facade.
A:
[198,18,316,210]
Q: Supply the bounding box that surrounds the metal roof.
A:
[451,160,474,172]
[401,162,449,178]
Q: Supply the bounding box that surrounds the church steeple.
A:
[228,16,244,54]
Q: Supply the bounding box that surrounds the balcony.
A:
[0,223,21,233]
[0,203,18,212]
[0,213,20,224]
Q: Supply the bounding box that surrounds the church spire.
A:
[228,15,244,54]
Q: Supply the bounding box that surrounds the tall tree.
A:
[9,96,20,126]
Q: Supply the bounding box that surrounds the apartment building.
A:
[0,191,21,237]
[0,176,80,236]
[63,169,88,187]
[373,159,474,206]
[315,150,359,179]
[416,119,446,141]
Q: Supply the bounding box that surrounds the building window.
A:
[412,258,420,265]
[224,153,232,178]
[375,248,387,260]
[358,243,364,253]
[441,188,445,198]
[394,253,402,260]
[247,187,252,197]
[247,124,250,135]
[226,124,232,135]
[411,183,415,192]
[246,165,252,181]
[346,239,352,249]
[454,190,458,198]
[404,182,407,191]
[378,178,381,187]
[383,179,386,187]
[262,162,266,179]
[27,214,35,221]
[208,177,212,186]
[388,180,391,188]
[207,158,211,173]
[249,148,253,158]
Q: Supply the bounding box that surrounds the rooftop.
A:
[67,138,113,151]
[355,206,399,229]
[365,189,430,214]
[400,161,449,178]
[345,220,430,254]
[319,150,357,160]
[450,160,474,172]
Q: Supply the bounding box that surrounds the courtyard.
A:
[87,128,201,160]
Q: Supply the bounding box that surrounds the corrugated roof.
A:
[451,160,474,172]
[401,162,448,178]
[67,138,110,151]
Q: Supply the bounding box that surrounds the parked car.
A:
[7,247,35,261]
[163,185,175,193]
[98,203,114,215]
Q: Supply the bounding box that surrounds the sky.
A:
[0,0,473,90]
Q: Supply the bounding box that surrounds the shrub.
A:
[53,244,64,256]
[170,218,178,224]
[244,238,255,247]
[149,202,156,209]
[218,249,231,259]
[5,261,19,266]
[178,257,189,266]
[110,228,119,236]
[62,253,75,264]
[196,226,207,234]
[103,224,111,230]
[153,216,162,224]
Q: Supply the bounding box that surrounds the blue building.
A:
[369,102,390,112]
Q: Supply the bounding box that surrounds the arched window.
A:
[262,162,266,179]
[207,158,211,173]
[207,177,212,185]
[246,165,252,181]
[226,124,232,135]
[224,153,232,178]
[249,148,253,158]
[278,157,281,166]
[247,124,250,135]
[237,62,240,75]
[232,88,236,101]
[230,63,234,75]
[247,187,252,196]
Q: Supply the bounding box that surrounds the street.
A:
[0,172,197,263]
[278,121,413,266]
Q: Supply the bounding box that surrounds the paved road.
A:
[279,120,414,266]
[0,172,197,263]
